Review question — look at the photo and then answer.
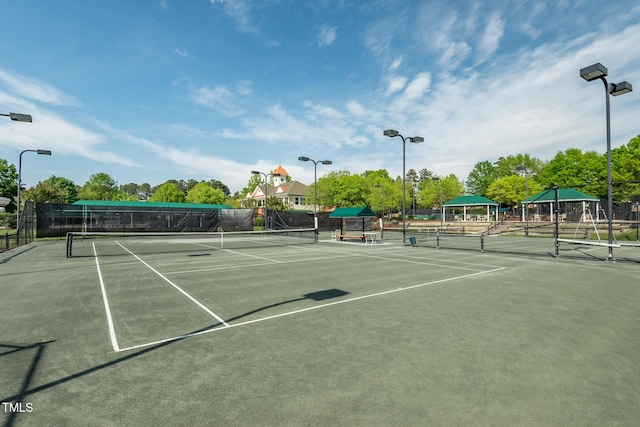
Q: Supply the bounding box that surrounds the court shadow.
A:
[0,289,349,416]
[1,341,55,427]
[225,288,349,323]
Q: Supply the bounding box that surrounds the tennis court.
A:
[1,232,639,426]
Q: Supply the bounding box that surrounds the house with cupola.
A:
[244,165,313,210]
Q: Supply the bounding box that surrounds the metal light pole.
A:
[17,149,51,241]
[251,170,281,231]
[580,63,633,260]
[515,165,529,237]
[1,112,32,225]
[383,129,424,245]
[432,177,443,232]
[298,156,332,242]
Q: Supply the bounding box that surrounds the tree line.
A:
[1,134,639,215]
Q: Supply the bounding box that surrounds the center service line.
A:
[93,242,120,352]
[115,241,230,327]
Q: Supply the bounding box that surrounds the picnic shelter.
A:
[443,195,499,222]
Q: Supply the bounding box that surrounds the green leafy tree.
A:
[240,174,263,199]
[138,183,152,200]
[79,173,121,200]
[186,182,227,204]
[486,175,544,207]
[315,171,367,208]
[149,182,186,202]
[120,183,139,199]
[611,135,640,201]
[208,179,230,197]
[21,182,67,203]
[536,149,605,197]
[466,161,497,196]
[362,169,400,214]
[418,175,464,208]
[22,176,79,204]
[0,159,18,212]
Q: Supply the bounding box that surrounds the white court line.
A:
[116,265,506,353]
[189,241,284,263]
[164,253,361,275]
[115,241,230,327]
[93,242,120,352]
[296,244,492,272]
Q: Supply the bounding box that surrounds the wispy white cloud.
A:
[0,69,81,107]
[316,24,338,47]
[476,12,504,63]
[190,81,253,117]
[173,47,188,58]
[210,0,259,37]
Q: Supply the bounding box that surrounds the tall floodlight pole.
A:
[432,177,443,232]
[298,156,332,242]
[580,63,633,260]
[251,170,281,231]
[515,165,529,237]
[383,129,424,245]
[1,112,33,228]
[17,149,52,242]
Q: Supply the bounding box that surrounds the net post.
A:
[480,234,485,252]
[554,185,560,257]
[66,232,73,258]
[436,230,440,249]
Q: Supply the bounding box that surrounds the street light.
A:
[383,129,424,245]
[580,62,633,260]
[251,170,281,230]
[431,177,443,232]
[298,156,332,242]
[0,112,33,122]
[515,165,529,237]
[17,149,52,242]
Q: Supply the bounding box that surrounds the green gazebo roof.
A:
[443,195,498,207]
[329,206,376,218]
[524,188,599,203]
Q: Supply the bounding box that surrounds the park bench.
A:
[332,229,365,242]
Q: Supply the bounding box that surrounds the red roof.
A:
[273,165,289,176]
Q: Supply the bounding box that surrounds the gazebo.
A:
[443,195,499,222]
[329,206,376,238]
[522,188,600,222]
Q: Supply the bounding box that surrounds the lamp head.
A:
[9,113,33,122]
[515,165,526,172]
[383,129,399,137]
[321,160,332,165]
[580,63,607,82]
[610,81,632,96]
[251,170,260,175]
[37,150,52,155]
[409,136,424,143]
[298,156,310,162]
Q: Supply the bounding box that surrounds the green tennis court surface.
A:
[1,234,639,426]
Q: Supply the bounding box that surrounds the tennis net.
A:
[66,228,317,257]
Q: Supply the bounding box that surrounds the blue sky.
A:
[1,0,639,195]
